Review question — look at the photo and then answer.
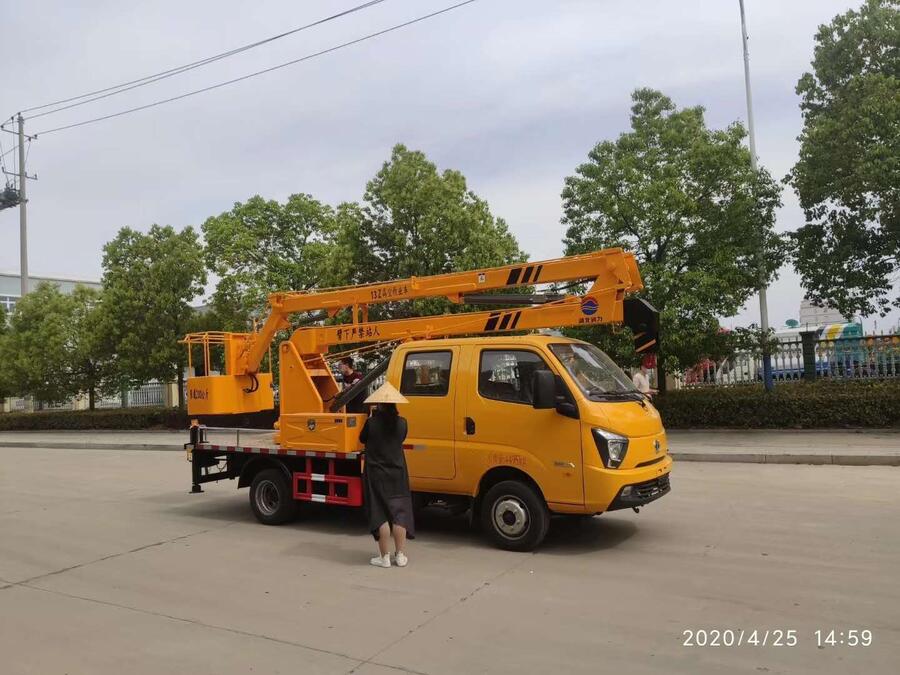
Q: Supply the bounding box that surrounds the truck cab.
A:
[388,335,671,550]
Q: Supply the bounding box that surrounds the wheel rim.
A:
[492,496,529,539]
[255,479,280,516]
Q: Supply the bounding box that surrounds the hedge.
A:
[1,381,898,431]
[653,380,900,429]
[0,407,277,431]
[0,407,188,431]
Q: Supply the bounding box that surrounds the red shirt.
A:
[343,370,363,387]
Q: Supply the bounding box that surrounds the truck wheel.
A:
[480,480,549,551]
[249,468,297,525]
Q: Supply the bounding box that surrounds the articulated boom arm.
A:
[243,248,644,374]
[182,248,657,418]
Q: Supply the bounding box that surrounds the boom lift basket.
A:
[182,332,274,415]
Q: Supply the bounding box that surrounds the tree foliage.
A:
[561,89,784,384]
[789,0,900,316]
[68,286,118,410]
[202,194,343,328]
[100,225,206,407]
[0,283,112,407]
[337,144,525,319]
[0,304,10,401]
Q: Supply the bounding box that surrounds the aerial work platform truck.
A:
[183,248,671,550]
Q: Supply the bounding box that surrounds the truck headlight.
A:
[592,428,629,469]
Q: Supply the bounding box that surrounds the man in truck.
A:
[339,357,366,413]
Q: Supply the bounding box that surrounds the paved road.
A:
[1,446,898,674]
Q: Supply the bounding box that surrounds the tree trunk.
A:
[177,369,185,409]
[88,386,96,411]
[656,358,668,395]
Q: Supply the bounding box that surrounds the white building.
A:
[1,272,102,315]
[798,298,846,327]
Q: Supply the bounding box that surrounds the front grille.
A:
[608,472,671,511]
[633,474,670,499]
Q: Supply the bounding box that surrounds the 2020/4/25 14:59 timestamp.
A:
[815,629,873,647]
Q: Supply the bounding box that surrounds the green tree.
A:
[789,0,900,317]
[0,303,11,401]
[0,283,76,404]
[100,225,207,408]
[0,283,111,407]
[69,286,118,410]
[561,89,784,389]
[338,144,525,320]
[202,194,343,328]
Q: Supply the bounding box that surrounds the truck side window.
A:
[479,350,549,405]
[400,351,452,397]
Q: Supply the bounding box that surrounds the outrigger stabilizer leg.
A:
[188,424,203,493]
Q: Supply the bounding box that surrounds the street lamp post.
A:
[738,0,774,391]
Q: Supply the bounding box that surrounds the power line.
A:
[35,0,478,136]
[20,0,390,119]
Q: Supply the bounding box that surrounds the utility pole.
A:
[738,0,774,391]
[17,113,28,298]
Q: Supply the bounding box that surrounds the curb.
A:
[0,441,181,452]
[670,451,900,466]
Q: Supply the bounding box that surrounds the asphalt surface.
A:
[0,428,898,464]
[1,445,898,675]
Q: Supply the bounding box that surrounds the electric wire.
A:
[19,0,391,118]
[34,0,477,136]
[0,139,9,182]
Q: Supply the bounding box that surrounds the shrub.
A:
[654,380,900,429]
[0,407,278,431]
[0,407,188,431]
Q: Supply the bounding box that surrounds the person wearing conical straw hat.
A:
[361,382,415,568]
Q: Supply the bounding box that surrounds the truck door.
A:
[396,348,458,480]
[462,347,583,505]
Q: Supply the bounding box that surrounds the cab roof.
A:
[394,334,584,349]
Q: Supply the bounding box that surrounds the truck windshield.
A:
[550,343,638,399]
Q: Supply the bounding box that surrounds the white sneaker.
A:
[370,554,391,568]
[394,551,408,567]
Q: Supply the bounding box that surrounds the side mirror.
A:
[532,370,556,409]
[555,399,579,419]
[553,374,580,419]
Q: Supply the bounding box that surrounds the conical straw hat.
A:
[364,382,409,405]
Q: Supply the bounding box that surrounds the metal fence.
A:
[127,382,166,407]
[4,381,169,414]
[38,400,75,411]
[684,334,900,387]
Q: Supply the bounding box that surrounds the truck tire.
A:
[480,480,549,551]
[249,468,298,525]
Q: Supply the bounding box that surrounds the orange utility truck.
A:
[183,248,671,550]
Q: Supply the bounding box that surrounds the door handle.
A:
[465,417,476,435]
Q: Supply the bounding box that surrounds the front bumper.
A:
[607,473,671,511]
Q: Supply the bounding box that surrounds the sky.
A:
[1,0,896,332]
